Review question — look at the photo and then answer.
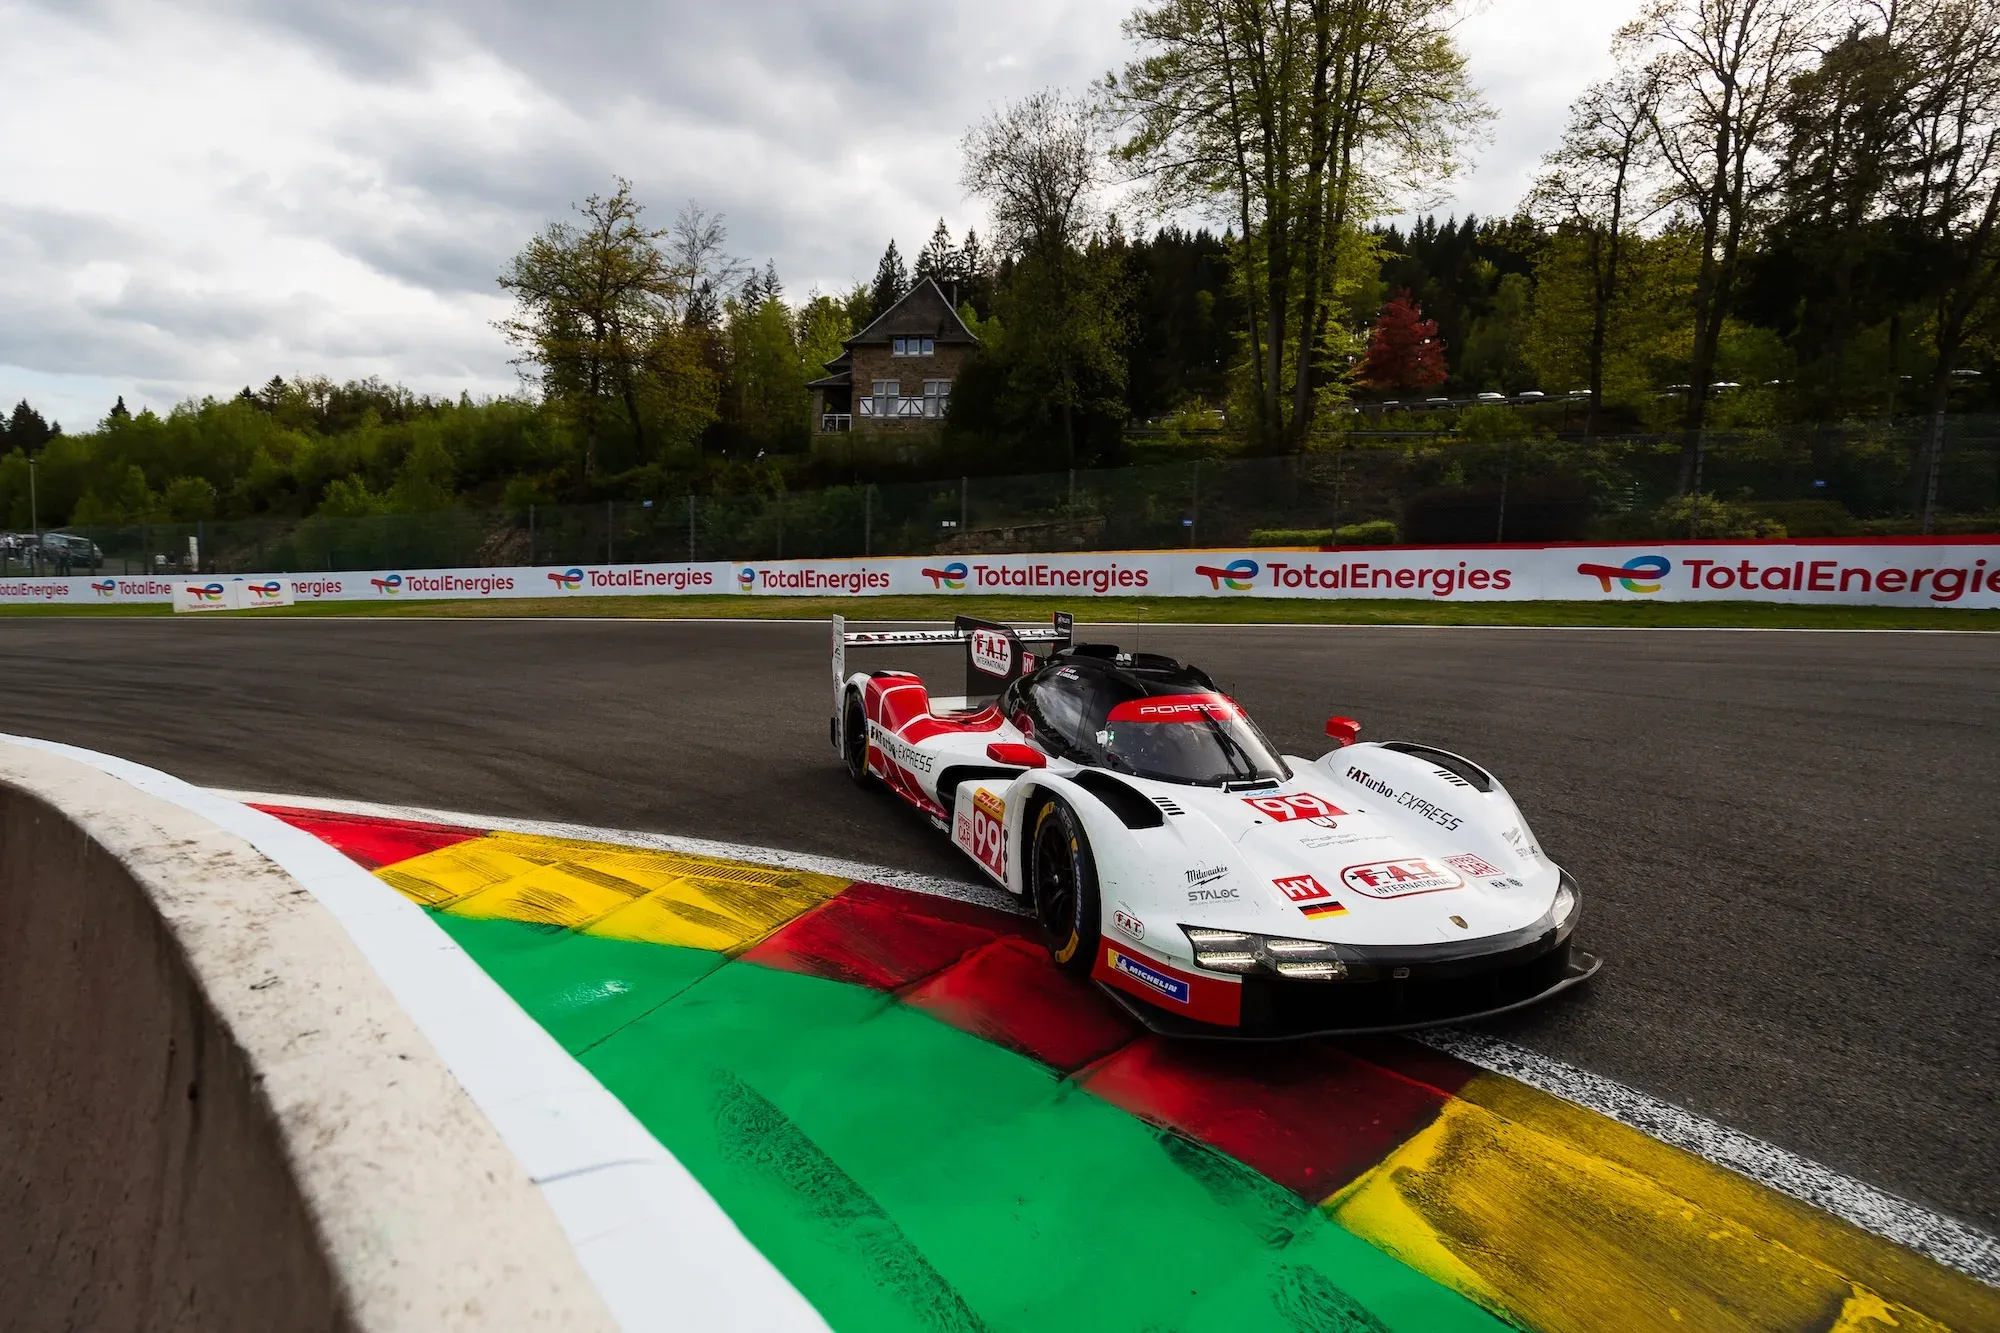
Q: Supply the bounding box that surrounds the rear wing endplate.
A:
[831,611,1074,712]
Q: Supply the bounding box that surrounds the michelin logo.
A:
[1107,947,1190,1005]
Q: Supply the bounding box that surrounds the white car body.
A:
[830,614,1597,1036]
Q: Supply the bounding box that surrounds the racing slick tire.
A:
[842,690,873,787]
[1029,794,1100,976]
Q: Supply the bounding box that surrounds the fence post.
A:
[1688,429,1707,538]
[776,491,784,560]
[1190,459,1200,546]
[687,494,696,564]
[1921,409,1946,534]
[864,485,873,557]
[606,500,614,563]
[528,504,536,565]
[960,476,968,538]
[1495,441,1511,543]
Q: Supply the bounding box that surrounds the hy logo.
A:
[90,579,116,598]
[1193,558,1259,591]
[1577,553,1672,594]
[737,566,756,592]
[243,580,284,601]
[547,567,584,591]
[921,561,968,590]
[369,574,403,594]
[185,582,226,602]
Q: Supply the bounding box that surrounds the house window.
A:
[869,378,899,418]
[924,379,952,417]
[892,337,935,357]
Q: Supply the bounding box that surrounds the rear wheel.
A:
[842,691,872,786]
[1030,795,1100,975]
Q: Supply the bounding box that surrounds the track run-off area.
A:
[4,616,1996,1330]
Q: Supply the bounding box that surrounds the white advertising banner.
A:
[172,576,298,613]
[2,539,1994,609]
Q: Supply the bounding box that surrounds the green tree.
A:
[1108,0,1487,448]
[497,179,710,480]
[869,240,909,318]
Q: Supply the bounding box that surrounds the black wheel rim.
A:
[1033,810,1077,939]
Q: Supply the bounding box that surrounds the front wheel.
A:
[842,691,873,787]
[1030,795,1100,975]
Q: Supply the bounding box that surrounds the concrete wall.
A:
[0,744,616,1332]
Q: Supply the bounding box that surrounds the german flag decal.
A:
[1299,899,1350,918]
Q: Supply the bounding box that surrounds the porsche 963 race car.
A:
[830,613,1599,1037]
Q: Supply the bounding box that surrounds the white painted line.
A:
[220,790,2000,1289]
[1419,1028,2000,1287]
[215,789,1021,915]
[3,740,828,1333]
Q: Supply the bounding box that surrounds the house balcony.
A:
[857,397,949,420]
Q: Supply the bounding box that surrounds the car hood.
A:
[1123,769,1559,948]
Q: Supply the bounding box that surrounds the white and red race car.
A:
[830,613,1599,1037]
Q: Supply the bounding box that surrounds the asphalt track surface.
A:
[4,617,1995,1234]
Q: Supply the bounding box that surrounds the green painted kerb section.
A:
[437,914,1512,1333]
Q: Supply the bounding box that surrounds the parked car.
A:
[37,532,103,571]
[1476,392,1506,402]
[1515,390,1545,400]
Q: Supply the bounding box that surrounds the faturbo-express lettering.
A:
[1263,561,1513,597]
[1345,766,1464,831]
[1681,557,1997,603]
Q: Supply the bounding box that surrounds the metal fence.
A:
[34,417,2000,577]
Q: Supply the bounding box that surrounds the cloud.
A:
[1,0,1632,430]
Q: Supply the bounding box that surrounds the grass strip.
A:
[6,592,1996,630]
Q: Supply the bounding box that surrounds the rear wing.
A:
[831,611,1074,712]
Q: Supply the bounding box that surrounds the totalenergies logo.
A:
[548,567,584,591]
[921,561,968,590]
[90,579,116,598]
[369,574,403,594]
[1577,554,1671,594]
[244,580,284,601]
[185,582,226,602]
[1194,558,1259,591]
[737,566,756,591]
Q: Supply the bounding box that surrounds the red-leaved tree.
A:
[1359,290,1447,393]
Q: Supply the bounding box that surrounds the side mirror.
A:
[987,742,1047,768]
[1325,716,1361,747]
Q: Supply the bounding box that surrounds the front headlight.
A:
[1549,870,1581,934]
[1183,926,1351,981]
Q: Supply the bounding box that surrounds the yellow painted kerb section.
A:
[1325,1072,1997,1332]
[378,831,849,953]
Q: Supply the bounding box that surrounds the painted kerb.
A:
[10,537,2000,609]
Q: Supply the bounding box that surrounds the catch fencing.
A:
[22,417,2000,579]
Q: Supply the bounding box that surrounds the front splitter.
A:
[1097,950,1602,1041]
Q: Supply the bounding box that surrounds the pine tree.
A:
[1359,290,1448,393]
[761,260,782,303]
[108,395,130,421]
[870,240,908,319]
[7,400,55,452]
[915,219,958,290]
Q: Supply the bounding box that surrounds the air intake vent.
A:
[1152,796,1184,816]
[1379,742,1494,792]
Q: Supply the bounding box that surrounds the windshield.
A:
[1095,693,1290,786]
[1019,665,1289,786]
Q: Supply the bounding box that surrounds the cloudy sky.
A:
[0,0,1631,433]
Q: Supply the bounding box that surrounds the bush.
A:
[1332,519,1400,546]
[1247,527,1333,546]
[1655,493,1786,539]
[1747,499,1855,536]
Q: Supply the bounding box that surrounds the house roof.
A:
[843,278,978,349]
[805,369,851,390]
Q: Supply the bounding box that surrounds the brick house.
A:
[808,278,977,434]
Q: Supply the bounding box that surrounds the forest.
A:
[2,0,1994,536]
